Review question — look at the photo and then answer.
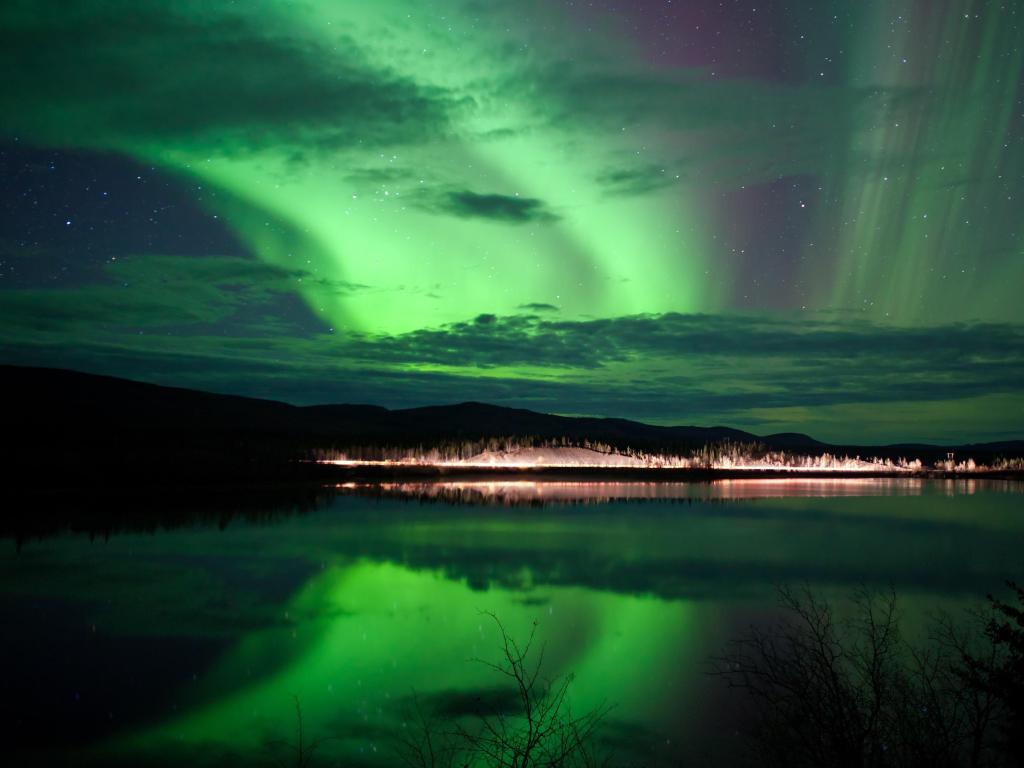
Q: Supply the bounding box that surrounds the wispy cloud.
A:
[517,303,560,312]
[0,2,454,153]
[413,189,560,224]
[3,288,1021,440]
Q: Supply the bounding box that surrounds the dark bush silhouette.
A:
[711,584,1024,768]
[963,582,1024,766]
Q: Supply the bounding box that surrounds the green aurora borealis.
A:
[2,0,1023,441]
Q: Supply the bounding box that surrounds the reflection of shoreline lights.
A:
[333,477,1003,503]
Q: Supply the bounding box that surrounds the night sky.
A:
[2,0,1023,443]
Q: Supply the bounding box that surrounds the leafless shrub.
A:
[396,611,611,768]
[266,695,335,768]
[710,585,1012,768]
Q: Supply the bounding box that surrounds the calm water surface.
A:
[2,479,1022,766]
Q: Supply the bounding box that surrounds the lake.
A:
[3,478,1022,766]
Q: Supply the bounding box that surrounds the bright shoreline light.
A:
[313,445,1019,473]
[318,458,907,472]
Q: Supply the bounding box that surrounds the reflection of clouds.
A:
[319,486,1024,599]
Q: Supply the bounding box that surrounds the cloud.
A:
[527,62,909,138]
[5,330,1022,444]
[503,60,932,185]
[397,687,521,718]
[596,164,679,197]
[337,312,1024,379]
[3,297,1022,440]
[415,190,560,224]
[0,1,454,153]
[0,255,364,331]
[343,166,417,185]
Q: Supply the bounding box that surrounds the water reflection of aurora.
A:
[117,561,705,764]
[4,484,1023,765]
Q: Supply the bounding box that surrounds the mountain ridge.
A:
[2,365,1021,488]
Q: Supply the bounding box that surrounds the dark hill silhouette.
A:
[2,365,1021,487]
[0,365,773,448]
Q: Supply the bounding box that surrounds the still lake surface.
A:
[3,478,1022,766]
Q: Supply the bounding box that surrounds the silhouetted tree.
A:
[266,695,335,768]
[396,612,611,768]
[710,585,1010,768]
[963,582,1024,766]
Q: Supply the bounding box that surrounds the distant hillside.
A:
[2,365,1021,486]
[0,364,779,450]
